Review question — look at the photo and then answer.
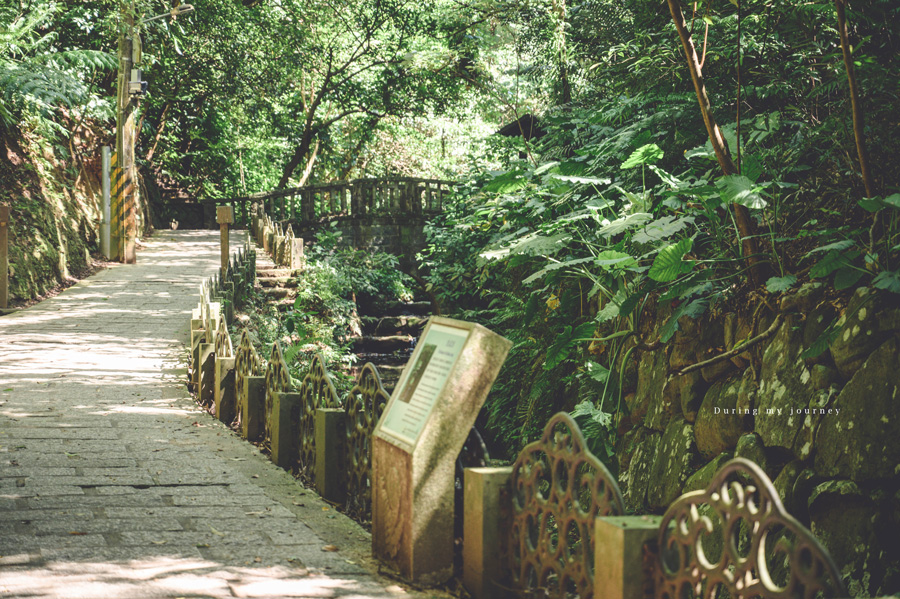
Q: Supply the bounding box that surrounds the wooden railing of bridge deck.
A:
[204,177,455,225]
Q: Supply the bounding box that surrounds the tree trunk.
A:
[145,102,171,164]
[834,0,875,199]
[666,0,768,287]
[277,127,314,189]
[297,139,320,187]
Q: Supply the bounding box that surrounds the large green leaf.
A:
[582,362,611,384]
[621,144,663,169]
[597,213,653,237]
[717,175,767,209]
[833,267,865,290]
[649,238,695,282]
[809,249,859,279]
[658,297,709,343]
[548,174,611,186]
[885,194,900,209]
[803,239,854,259]
[765,275,797,293]
[479,232,571,263]
[632,216,695,244]
[873,270,900,293]
[481,170,528,193]
[522,256,595,285]
[595,250,636,270]
[801,321,841,359]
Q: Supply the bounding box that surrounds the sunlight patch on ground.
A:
[0,556,410,599]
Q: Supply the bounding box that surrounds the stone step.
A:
[348,361,405,382]
[258,277,297,288]
[260,287,293,300]
[351,335,415,353]
[361,315,427,336]
[257,268,294,276]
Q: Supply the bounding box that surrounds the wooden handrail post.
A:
[1,205,9,309]
[216,205,234,277]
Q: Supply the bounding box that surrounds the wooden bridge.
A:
[203,177,455,271]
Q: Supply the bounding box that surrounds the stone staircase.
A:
[255,250,300,309]
[352,301,431,392]
[252,247,433,390]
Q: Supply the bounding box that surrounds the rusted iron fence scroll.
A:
[509,413,625,599]
[651,458,847,599]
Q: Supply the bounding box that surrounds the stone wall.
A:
[616,284,900,596]
[293,214,427,273]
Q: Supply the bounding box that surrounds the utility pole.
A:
[114,0,137,263]
[113,3,193,263]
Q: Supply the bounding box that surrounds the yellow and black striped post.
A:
[114,0,137,264]
[110,151,123,261]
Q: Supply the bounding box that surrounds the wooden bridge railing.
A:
[204,177,456,226]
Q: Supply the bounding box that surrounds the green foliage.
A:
[570,399,615,468]
[649,238,695,283]
[239,231,414,392]
[8,0,899,464]
[717,175,766,210]
[0,4,115,132]
[620,144,663,169]
[765,275,798,294]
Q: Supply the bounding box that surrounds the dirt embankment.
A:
[0,122,151,305]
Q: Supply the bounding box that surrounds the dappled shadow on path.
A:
[0,555,408,598]
[0,231,417,598]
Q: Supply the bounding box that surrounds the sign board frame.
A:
[372,316,511,585]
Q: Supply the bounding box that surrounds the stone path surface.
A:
[0,231,443,599]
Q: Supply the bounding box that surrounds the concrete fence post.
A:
[216,205,234,277]
[594,515,662,599]
[199,343,216,405]
[271,391,302,470]
[242,376,266,441]
[274,233,286,266]
[315,408,347,503]
[190,323,206,387]
[290,237,304,271]
[214,356,236,424]
[463,466,514,599]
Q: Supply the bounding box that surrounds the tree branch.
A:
[671,314,782,377]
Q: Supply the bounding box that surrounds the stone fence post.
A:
[216,205,234,277]
[315,408,347,503]
[594,516,661,599]
[463,466,513,599]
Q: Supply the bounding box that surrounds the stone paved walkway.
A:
[0,231,441,599]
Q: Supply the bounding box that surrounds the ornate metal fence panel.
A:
[215,317,233,358]
[509,412,625,599]
[297,352,341,483]
[344,363,390,521]
[653,457,847,599]
[264,341,291,448]
[234,330,263,428]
